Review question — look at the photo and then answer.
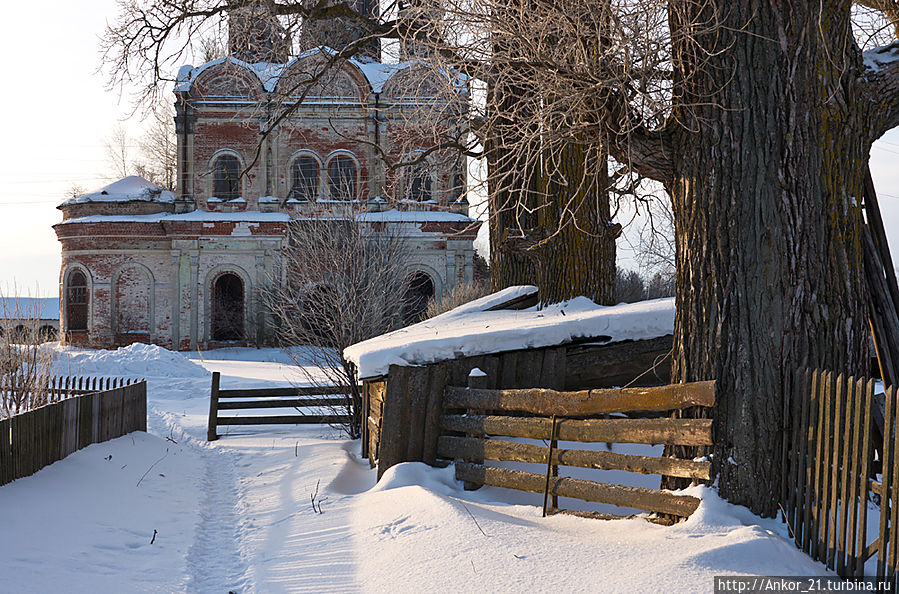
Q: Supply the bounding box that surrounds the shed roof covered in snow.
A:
[59,176,176,208]
[344,288,676,378]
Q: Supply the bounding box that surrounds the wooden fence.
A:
[1,374,141,414]
[432,373,715,521]
[0,380,147,487]
[783,368,899,580]
[206,371,353,440]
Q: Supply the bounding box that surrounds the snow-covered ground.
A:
[1,345,832,592]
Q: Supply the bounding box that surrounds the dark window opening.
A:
[328,156,356,200]
[290,156,319,201]
[402,273,435,325]
[213,154,241,200]
[212,273,245,341]
[407,165,432,202]
[66,270,89,332]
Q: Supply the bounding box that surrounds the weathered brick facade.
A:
[54,48,479,351]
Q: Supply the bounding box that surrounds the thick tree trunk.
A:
[664,2,870,515]
[534,143,619,305]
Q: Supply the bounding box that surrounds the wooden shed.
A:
[345,287,675,478]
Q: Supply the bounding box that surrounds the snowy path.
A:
[1,344,839,592]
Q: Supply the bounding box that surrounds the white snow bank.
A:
[352,464,828,594]
[0,432,204,593]
[60,176,176,207]
[344,291,674,378]
[51,343,210,380]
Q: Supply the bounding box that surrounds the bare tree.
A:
[136,99,178,190]
[103,100,177,189]
[425,279,489,318]
[105,123,132,181]
[267,212,412,438]
[0,294,56,418]
[614,268,645,304]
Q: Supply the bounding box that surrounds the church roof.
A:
[174,48,462,95]
[59,176,176,208]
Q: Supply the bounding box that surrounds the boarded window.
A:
[115,267,151,336]
[66,270,89,332]
[290,156,319,201]
[213,154,241,200]
[328,155,356,200]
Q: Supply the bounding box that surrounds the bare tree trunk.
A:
[664,2,870,516]
[536,143,619,305]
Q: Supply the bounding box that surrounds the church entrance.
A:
[212,273,245,341]
[402,272,435,325]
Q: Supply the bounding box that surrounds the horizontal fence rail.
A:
[437,374,715,522]
[0,380,146,487]
[206,371,353,440]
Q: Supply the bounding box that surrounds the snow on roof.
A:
[60,176,175,208]
[344,291,675,378]
[175,48,462,96]
[58,210,291,225]
[356,209,476,223]
[0,297,59,320]
[864,42,899,73]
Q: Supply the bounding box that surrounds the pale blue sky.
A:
[1,3,898,296]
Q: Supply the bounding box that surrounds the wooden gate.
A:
[436,374,715,521]
[206,372,353,440]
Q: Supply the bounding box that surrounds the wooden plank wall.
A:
[365,335,673,473]
[0,380,147,487]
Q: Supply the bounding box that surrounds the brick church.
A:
[54,2,479,350]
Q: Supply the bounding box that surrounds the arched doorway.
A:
[402,272,435,325]
[212,273,245,341]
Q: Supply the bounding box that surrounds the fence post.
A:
[463,368,488,490]
[207,372,221,441]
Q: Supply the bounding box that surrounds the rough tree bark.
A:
[609,2,899,516]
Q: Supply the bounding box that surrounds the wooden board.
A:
[216,414,352,425]
[443,381,715,416]
[455,462,700,517]
[437,436,711,480]
[440,414,714,446]
[217,398,350,409]
[564,335,673,389]
[217,386,351,398]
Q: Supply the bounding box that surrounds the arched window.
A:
[66,270,89,332]
[290,156,319,201]
[213,154,241,200]
[328,155,356,200]
[211,273,244,341]
[407,164,432,202]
